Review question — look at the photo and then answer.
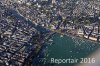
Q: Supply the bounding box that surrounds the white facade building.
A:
[15,0,28,4]
[52,0,56,4]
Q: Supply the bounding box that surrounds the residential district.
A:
[0,0,100,66]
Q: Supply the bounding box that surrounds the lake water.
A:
[33,33,100,66]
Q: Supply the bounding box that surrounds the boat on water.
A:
[49,39,53,42]
[60,35,63,37]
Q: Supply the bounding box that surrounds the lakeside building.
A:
[77,28,84,37]
[52,0,56,4]
[41,0,48,1]
[77,25,100,42]
[15,0,28,4]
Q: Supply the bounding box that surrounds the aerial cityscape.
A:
[0,0,100,66]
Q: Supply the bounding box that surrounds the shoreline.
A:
[58,31,100,44]
[46,28,100,44]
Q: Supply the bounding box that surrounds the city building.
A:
[52,0,56,4]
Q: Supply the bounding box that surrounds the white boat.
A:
[60,35,63,37]
[49,39,53,42]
